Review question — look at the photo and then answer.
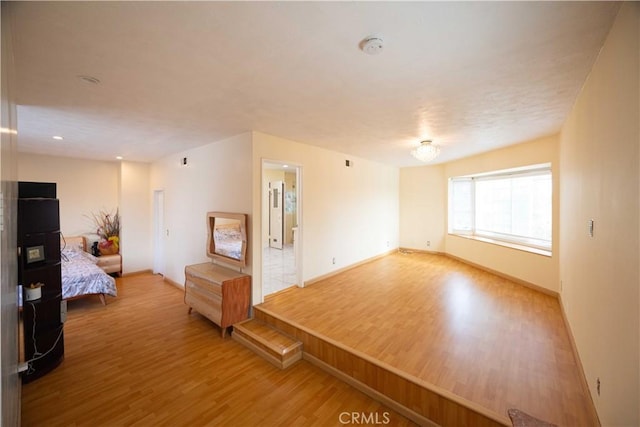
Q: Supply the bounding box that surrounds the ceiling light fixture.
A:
[411,140,441,163]
[360,37,384,55]
[52,135,63,140]
[116,156,123,160]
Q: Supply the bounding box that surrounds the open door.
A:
[269,181,284,249]
[262,161,302,301]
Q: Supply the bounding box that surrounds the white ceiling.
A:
[9,1,620,167]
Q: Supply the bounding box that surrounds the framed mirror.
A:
[206,212,248,268]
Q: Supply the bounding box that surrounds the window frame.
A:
[448,164,552,255]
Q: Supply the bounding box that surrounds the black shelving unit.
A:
[18,182,64,383]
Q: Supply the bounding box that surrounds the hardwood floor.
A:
[21,274,414,426]
[258,252,598,427]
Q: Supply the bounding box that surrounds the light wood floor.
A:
[259,252,598,427]
[21,274,414,426]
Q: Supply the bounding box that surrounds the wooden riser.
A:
[231,318,302,370]
[255,306,510,427]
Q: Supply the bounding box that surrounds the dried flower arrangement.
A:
[89,208,120,255]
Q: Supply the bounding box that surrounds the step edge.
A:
[233,322,302,356]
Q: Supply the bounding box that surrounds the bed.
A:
[62,236,117,305]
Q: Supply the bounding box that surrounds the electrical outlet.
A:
[332,257,336,265]
[386,241,389,247]
[427,241,431,247]
[596,378,601,396]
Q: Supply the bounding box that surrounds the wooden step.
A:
[232,318,302,369]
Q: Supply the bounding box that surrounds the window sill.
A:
[449,234,552,257]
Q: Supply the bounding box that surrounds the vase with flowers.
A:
[90,208,120,255]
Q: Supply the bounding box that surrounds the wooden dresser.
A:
[184,262,251,337]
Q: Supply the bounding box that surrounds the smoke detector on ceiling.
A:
[360,37,384,55]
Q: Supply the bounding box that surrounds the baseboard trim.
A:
[121,269,153,277]
[163,276,183,290]
[558,296,601,426]
[304,249,398,287]
[445,253,559,297]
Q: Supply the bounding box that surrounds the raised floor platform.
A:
[253,252,597,427]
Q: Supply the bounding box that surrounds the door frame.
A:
[261,159,303,301]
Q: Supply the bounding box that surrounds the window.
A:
[449,164,552,253]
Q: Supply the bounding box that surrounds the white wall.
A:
[399,165,446,253]
[17,153,120,237]
[119,161,152,274]
[251,131,399,304]
[443,135,561,292]
[150,133,253,287]
[559,3,639,425]
[17,154,154,275]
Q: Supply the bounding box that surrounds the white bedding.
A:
[61,247,117,300]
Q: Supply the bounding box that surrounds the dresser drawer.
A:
[186,294,222,324]
[185,273,222,297]
[185,279,222,306]
[184,262,251,338]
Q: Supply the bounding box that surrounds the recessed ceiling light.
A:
[116,156,123,160]
[77,75,101,84]
[283,165,289,168]
[52,135,63,140]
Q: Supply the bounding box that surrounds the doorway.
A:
[269,180,284,249]
[262,161,301,298]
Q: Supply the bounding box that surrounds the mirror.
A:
[207,212,248,268]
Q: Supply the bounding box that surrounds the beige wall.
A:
[150,133,253,287]
[559,3,639,425]
[120,161,152,274]
[399,165,446,253]
[251,131,399,304]
[438,134,560,293]
[399,135,560,293]
[17,153,120,238]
